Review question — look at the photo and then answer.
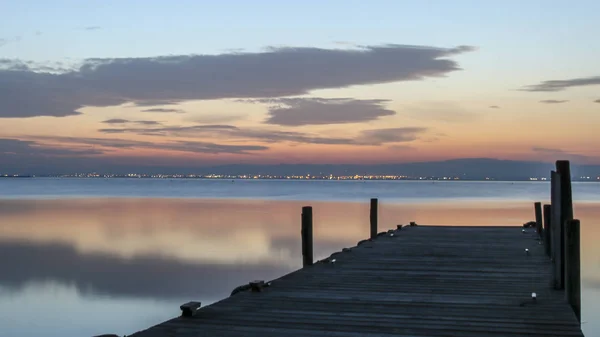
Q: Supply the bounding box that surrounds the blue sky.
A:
[3,0,599,62]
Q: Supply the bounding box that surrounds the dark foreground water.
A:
[0,179,598,336]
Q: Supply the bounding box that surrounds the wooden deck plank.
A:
[130,226,584,337]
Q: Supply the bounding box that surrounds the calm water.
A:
[0,179,598,336]
[2,177,600,203]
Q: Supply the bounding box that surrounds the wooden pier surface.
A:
[130,225,584,337]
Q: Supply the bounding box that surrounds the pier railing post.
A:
[301,206,313,267]
[534,202,543,237]
[550,170,563,289]
[564,219,581,323]
[543,204,551,257]
[370,198,378,239]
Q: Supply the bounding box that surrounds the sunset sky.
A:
[1,0,600,172]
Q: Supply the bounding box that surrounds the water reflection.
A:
[0,281,180,337]
[0,198,598,336]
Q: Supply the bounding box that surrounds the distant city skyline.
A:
[2,158,600,181]
[1,1,600,172]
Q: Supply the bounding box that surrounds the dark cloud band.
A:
[251,98,395,126]
[539,100,569,104]
[522,76,600,92]
[97,123,427,146]
[0,44,474,118]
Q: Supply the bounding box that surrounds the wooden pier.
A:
[124,161,584,337]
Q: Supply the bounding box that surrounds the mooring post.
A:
[543,204,552,257]
[550,170,563,289]
[370,198,378,239]
[301,206,313,267]
[564,219,581,323]
[556,160,574,221]
[556,160,574,288]
[534,202,543,237]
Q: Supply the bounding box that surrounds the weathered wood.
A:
[179,301,201,317]
[301,206,313,267]
[543,204,552,257]
[370,198,378,239]
[534,202,543,236]
[564,219,581,323]
[550,170,563,289]
[131,226,583,337]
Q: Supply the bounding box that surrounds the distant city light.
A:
[0,172,598,182]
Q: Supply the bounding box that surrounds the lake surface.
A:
[0,179,598,336]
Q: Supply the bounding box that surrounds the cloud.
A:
[521,76,600,92]
[192,113,246,124]
[249,97,395,126]
[101,118,161,126]
[0,38,6,47]
[594,99,600,103]
[0,59,74,73]
[0,138,102,156]
[99,124,237,135]
[26,135,268,155]
[0,59,30,71]
[135,120,161,125]
[0,136,269,174]
[357,127,425,144]
[489,105,500,109]
[102,118,130,124]
[0,44,474,118]
[169,141,268,154]
[141,108,185,113]
[98,124,355,145]
[539,100,569,104]
[83,26,101,31]
[97,123,427,146]
[133,100,181,107]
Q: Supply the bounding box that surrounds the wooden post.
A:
[556,160,574,222]
[543,204,551,257]
[550,170,563,289]
[301,206,313,267]
[564,219,581,323]
[534,202,543,237]
[556,160,574,289]
[370,198,378,239]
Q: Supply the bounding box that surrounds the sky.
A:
[1,0,600,173]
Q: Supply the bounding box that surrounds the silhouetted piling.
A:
[370,198,378,239]
[534,202,543,237]
[301,206,313,267]
[550,170,563,289]
[556,160,574,290]
[564,219,581,323]
[543,204,551,257]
